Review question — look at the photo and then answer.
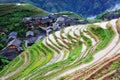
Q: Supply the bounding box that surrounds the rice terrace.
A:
[0,1,120,80]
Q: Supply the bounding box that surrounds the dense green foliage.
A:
[0,4,48,35]
[0,54,10,71]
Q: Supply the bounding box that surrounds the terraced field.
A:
[0,18,120,80]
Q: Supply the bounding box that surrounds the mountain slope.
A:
[0,0,120,17]
[0,18,120,80]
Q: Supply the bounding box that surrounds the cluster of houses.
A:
[0,13,86,60]
[23,13,86,35]
[0,29,46,60]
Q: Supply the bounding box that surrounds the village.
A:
[0,13,87,60]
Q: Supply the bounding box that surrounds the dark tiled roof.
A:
[26,31,34,37]
[8,32,17,37]
[27,37,37,44]
[7,39,22,47]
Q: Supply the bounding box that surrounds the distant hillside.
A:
[24,0,120,17]
[0,0,120,17]
[96,9,120,20]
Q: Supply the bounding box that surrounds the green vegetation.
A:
[88,24,114,51]
[0,4,48,36]
[0,55,10,71]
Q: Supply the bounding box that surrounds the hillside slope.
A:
[0,0,120,17]
[0,3,48,34]
[0,18,120,80]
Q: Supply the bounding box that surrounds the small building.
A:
[23,17,32,23]
[8,32,17,42]
[26,30,34,38]
[46,28,52,35]
[34,30,41,36]
[25,37,37,47]
[56,16,65,22]
[1,39,23,60]
[7,39,23,51]
[52,23,60,30]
